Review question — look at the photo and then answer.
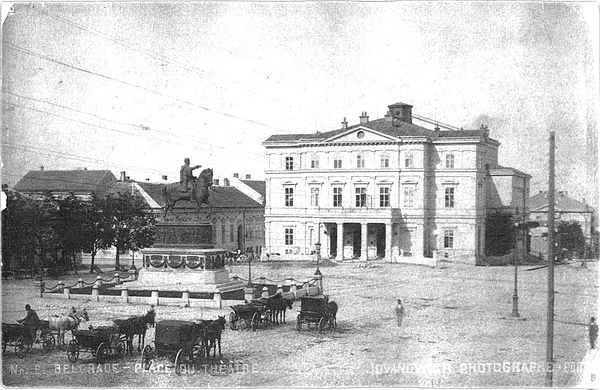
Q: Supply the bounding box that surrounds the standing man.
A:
[180,158,202,192]
[395,299,405,327]
[589,317,598,349]
[18,304,40,342]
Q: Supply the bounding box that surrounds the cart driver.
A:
[18,304,40,342]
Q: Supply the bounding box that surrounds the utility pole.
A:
[546,131,555,387]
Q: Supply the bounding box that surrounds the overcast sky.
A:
[2,2,598,208]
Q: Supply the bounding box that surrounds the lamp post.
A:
[314,242,322,276]
[247,256,253,287]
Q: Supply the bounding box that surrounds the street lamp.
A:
[314,242,322,276]
[247,255,253,287]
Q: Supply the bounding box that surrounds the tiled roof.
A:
[264,118,486,143]
[528,191,593,212]
[14,170,117,197]
[241,180,266,198]
[134,182,262,209]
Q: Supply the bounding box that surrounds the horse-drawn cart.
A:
[67,327,125,363]
[229,301,272,331]
[2,323,34,358]
[141,320,206,375]
[296,295,337,332]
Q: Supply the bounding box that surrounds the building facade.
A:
[263,102,529,264]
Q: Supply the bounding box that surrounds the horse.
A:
[49,308,89,347]
[272,297,294,324]
[114,307,155,355]
[197,316,226,360]
[326,301,338,328]
[163,168,213,214]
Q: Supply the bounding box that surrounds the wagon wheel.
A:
[42,333,56,351]
[296,314,302,331]
[15,338,26,359]
[251,313,260,331]
[318,317,327,333]
[95,342,107,363]
[141,345,153,370]
[115,339,126,359]
[229,312,238,330]
[67,339,79,362]
[174,349,184,375]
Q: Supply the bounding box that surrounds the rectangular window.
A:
[444,187,455,208]
[403,186,414,208]
[285,187,294,207]
[380,156,389,168]
[311,159,319,169]
[445,154,455,168]
[310,187,319,207]
[285,156,294,170]
[379,187,390,207]
[333,187,343,207]
[357,155,365,168]
[404,153,413,168]
[334,158,342,169]
[444,229,454,248]
[221,225,225,244]
[230,223,234,242]
[355,187,367,207]
[285,228,294,245]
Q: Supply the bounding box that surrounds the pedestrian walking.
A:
[589,317,598,349]
[395,299,404,327]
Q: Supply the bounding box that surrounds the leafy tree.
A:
[485,211,515,256]
[107,192,156,270]
[81,195,115,273]
[557,221,586,255]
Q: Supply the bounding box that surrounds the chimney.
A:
[223,178,230,186]
[583,197,586,205]
[40,165,44,171]
[120,171,126,181]
[387,102,413,124]
[213,179,220,186]
[384,110,393,122]
[359,111,369,124]
[341,117,347,130]
[146,178,150,181]
[162,175,168,181]
[434,124,440,132]
[233,173,239,178]
[125,176,130,181]
[245,174,251,179]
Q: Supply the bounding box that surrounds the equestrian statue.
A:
[163,158,213,214]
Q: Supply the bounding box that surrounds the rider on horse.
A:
[180,158,202,193]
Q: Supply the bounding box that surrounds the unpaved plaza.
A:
[2,260,597,387]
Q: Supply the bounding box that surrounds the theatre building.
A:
[262,102,529,265]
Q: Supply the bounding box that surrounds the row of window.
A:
[281,227,455,248]
[218,224,263,243]
[283,187,455,208]
[285,154,456,170]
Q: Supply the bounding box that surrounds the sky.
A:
[1,2,598,209]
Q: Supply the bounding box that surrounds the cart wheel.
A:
[229,312,237,330]
[42,334,56,351]
[318,317,327,333]
[15,338,26,359]
[251,313,259,331]
[115,339,126,359]
[296,314,302,331]
[141,345,153,371]
[175,349,184,375]
[67,339,79,362]
[95,342,107,363]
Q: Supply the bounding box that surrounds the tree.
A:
[55,193,87,273]
[107,192,156,270]
[81,195,115,273]
[557,221,586,256]
[485,211,516,256]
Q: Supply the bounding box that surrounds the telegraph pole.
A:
[545,131,555,387]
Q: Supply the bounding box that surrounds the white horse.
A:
[49,308,89,347]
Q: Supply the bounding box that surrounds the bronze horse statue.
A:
[163,168,213,214]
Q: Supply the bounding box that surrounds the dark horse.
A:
[163,168,213,214]
[197,316,226,360]
[114,308,155,355]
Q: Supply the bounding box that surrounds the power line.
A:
[3,91,266,159]
[3,42,280,130]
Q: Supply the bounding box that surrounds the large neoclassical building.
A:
[262,102,529,265]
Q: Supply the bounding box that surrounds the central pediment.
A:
[324,127,398,143]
